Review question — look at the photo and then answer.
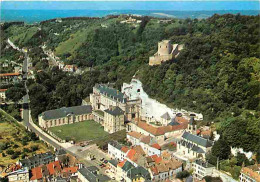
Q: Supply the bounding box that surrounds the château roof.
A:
[96,84,127,103]
[40,105,92,120]
[182,131,213,148]
[104,106,124,116]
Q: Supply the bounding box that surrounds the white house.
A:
[7,168,29,182]
[108,141,129,161]
[192,159,215,180]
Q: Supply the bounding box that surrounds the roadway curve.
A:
[7,39,109,170]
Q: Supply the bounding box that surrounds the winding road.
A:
[7,39,110,173]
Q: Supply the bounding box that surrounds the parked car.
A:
[104,160,108,163]
[100,158,105,161]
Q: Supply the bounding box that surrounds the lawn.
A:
[49,120,109,142]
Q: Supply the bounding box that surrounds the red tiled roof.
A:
[127,131,142,139]
[0,73,20,77]
[151,155,162,164]
[151,143,161,150]
[140,135,152,144]
[150,166,159,175]
[118,159,126,168]
[62,166,78,174]
[0,89,7,92]
[241,164,260,181]
[137,121,165,136]
[30,166,43,180]
[136,120,188,136]
[46,161,62,175]
[201,130,212,136]
[121,146,129,153]
[126,149,136,160]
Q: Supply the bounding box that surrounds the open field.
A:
[49,120,109,142]
[0,113,49,167]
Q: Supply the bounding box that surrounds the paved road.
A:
[7,38,111,176]
[42,46,58,67]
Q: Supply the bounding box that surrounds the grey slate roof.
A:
[104,106,124,116]
[122,161,135,172]
[96,84,127,103]
[108,141,122,150]
[56,149,67,156]
[168,118,180,126]
[127,166,151,180]
[78,167,110,182]
[108,159,118,167]
[180,140,205,153]
[194,159,215,168]
[20,152,54,168]
[40,105,92,120]
[161,112,171,120]
[182,131,213,148]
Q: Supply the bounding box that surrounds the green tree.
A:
[212,139,231,160]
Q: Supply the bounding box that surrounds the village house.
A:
[192,159,215,180]
[7,168,29,182]
[90,84,141,122]
[104,106,125,133]
[108,159,118,174]
[176,131,213,160]
[38,105,92,129]
[126,166,151,182]
[149,40,183,66]
[148,152,183,181]
[63,65,77,72]
[0,72,21,84]
[127,131,161,156]
[77,166,110,182]
[240,164,260,182]
[125,145,147,167]
[58,61,65,69]
[120,17,142,24]
[30,161,62,181]
[108,141,129,161]
[117,160,135,181]
[17,152,55,169]
[0,89,7,102]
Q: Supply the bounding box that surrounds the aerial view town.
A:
[0,1,259,182]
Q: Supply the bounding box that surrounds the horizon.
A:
[1,1,259,11]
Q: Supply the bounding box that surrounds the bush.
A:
[13,144,19,148]
[6,149,15,155]
[31,145,39,152]
[2,152,6,157]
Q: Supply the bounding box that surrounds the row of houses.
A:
[4,149,110,182]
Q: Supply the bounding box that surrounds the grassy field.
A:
[8,26,39,46]
[49,120,109,142]
[0,114,49,167]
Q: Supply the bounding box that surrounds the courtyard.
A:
[49,120,109,142]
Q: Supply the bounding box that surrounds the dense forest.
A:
[1,14,259,157]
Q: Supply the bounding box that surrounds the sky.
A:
[1,1,259,11]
